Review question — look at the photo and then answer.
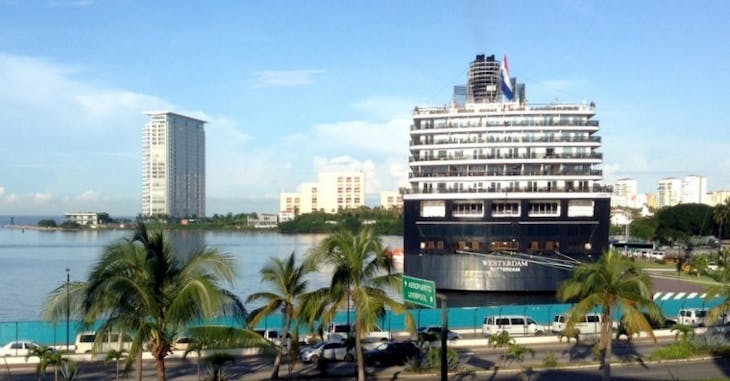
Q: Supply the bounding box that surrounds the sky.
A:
[0,0,729,217]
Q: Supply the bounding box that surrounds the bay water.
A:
[0,224,402,322]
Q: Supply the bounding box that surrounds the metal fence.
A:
[2,297,722,346]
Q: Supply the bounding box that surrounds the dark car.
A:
[616,312,677,340]
[418,326,462,340]
[364,341,420,367]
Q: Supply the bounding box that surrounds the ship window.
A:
[421,201,446,217]
[528,201,560,217]
[452,201,484,217]
[568,200,595,217]
[491,201,520,217]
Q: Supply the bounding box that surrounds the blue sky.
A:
[1,0,728,216]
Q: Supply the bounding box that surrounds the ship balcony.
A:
[408,152,603,163]
[404,184,613,195]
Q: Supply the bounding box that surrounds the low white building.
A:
[248,213,278,229]
[64,212,110,228]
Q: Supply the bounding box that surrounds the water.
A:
[0,225,403,322]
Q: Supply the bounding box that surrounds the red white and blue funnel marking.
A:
[500,54,514,101]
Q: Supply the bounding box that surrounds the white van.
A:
[482,315,546,337]
[677,308,708,327]
[324,323,390,341]
[551,313,602,334]
[75,331,133,354]
[254,329,282,346]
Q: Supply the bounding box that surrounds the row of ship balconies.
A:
[408,169,603,178]
[408,152,603,162]
[412,103,597,116]
[405,184,613,194]
[410,135,601,146]
[412,118,599,130]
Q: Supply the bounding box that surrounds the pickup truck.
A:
[324,323,390,342]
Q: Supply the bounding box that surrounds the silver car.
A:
[0,341,44,357]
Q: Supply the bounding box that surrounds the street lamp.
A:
[65,268,70,353]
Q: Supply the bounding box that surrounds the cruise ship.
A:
[403,54,611,292]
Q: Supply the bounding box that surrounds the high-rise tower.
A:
[142,112,206,218]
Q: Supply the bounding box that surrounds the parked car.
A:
[418,326,462,341]
[647,251,666,261]
[0,341,47,357]
[364,341,420,367]
[704,324,730,339]
[482,315,546,337]
[298,341,354,363]
[173,336,192,351]
[616,312,677,340]
[677,308,709,327]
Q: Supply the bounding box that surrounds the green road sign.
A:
[402,275,436,308]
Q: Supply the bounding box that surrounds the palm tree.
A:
[705,265,730,325]
[304,228,414,381]
[65,223,245,381]
[26,346,63,381]
[670,324,695,342]
[245,251,314,379]
[557,250,661,381]
[487,331,514,365]
[714,199,730,264]
[104,349,127,381]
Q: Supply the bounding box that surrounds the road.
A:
[3,337,730,380]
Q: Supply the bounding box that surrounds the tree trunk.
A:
[602,307,613,381]
[136,350,142,381]
[355,327,365,381]
[271,312,292,379]
[155,357,167,381]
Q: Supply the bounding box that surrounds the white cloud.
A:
[251,70,324,88]
[48,0,94,7]
[0,186,4,198]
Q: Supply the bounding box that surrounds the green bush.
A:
[650,340,701,360]
[542,351,558,368]
[426,347,460,371]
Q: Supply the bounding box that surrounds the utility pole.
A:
[437,293,448,381]
[66,268,70,353]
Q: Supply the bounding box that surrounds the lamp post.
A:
[65,268,70,353]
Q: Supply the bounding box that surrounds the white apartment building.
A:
[279,192,301,215]
[681,175,707,204]
[380,191,403,210]
[64,212,110,228]
[657,177,681,208]
[707,190,730,206]
[612,178,638,208]
[142,112,206,218]
[280,172,365,215]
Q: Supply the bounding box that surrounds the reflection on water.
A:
[0,228,403,321]
[0,228,558,320]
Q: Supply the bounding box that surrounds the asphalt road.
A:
[3,337,730,381]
